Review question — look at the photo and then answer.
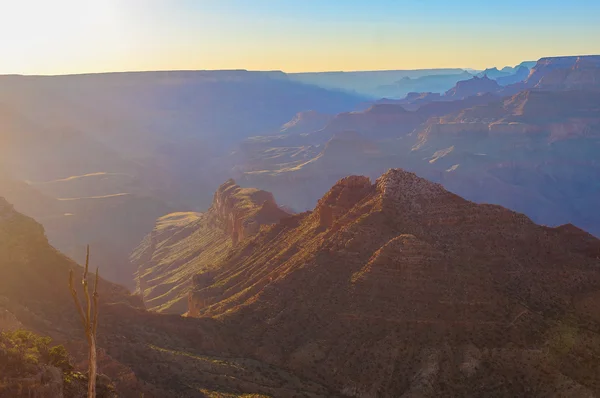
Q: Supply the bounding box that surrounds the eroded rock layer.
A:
[131,180,291,313]
[189,169,600,397]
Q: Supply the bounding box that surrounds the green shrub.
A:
[49,344,73,371]
[0,329,73,377]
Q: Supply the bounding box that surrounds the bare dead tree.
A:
[68,245,99,398]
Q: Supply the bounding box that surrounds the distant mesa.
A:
[445,75,502,98]
[526,55,600,90]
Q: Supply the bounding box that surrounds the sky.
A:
[1,0,599,75]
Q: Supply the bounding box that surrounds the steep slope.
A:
[131,180,291,314]
[189,170,600,397]
[0,197,335,397]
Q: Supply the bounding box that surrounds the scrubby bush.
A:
[0,329,70,377]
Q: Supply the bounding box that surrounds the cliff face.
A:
[525,55,600,90]
[188,169,600,397]
[131,179,291,314]
[212,179,290,245]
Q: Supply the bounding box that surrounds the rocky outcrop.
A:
[187,169,600,397]
[212,179,290,245]
[132,180,291,313]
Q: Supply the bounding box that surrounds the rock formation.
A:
[188,169,600,397]
[445,75,502,99]
[131,180,291,313]
[526,55,600,90]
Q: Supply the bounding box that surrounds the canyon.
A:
[3,168,600,396]
[2,54,600,397]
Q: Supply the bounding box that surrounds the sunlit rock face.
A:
[132,179,291,314]
[188,168,600,397]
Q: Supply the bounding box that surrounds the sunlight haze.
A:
[2,0,600,396]
[1,0,600,75]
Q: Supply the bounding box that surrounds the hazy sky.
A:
[1,0,599,75]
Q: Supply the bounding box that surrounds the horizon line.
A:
[4,54,600,77]
[0,67,476,78]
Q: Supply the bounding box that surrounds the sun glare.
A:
[0,0,120,74]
